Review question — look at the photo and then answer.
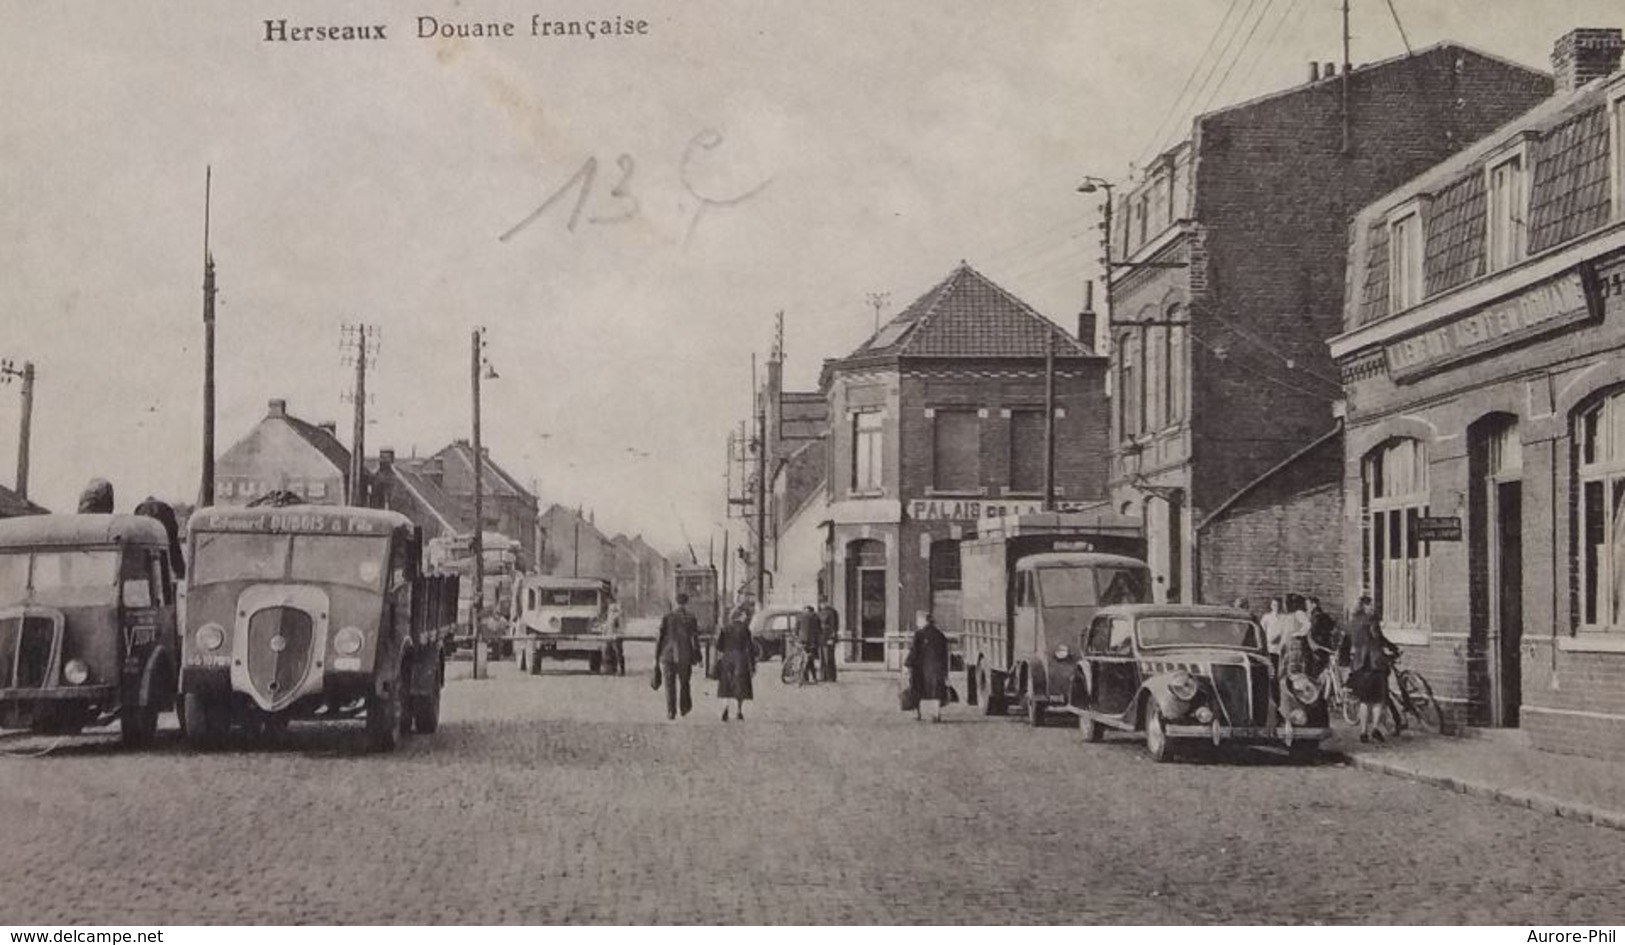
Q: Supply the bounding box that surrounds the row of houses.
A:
[752,27,1625,762]
[210,397,673,617]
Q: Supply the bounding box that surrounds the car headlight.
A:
[62,659,90,685]
[1287,673,1321,704]
[195,622,225,652]
[1194,705,1214,724]
[1168,671,1199,701]
[549,616,561,628]
[1053,644,1071,661]
[333,626,365,656]
[1289,708,1308,726]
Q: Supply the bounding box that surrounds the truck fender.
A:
[1026,660,1049,702]
[138,646,178,711]
[1067,666,1091,708]
[1139,679,1183,721]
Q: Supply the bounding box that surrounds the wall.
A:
[216,421,344,505]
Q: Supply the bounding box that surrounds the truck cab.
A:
[512,575,623,674]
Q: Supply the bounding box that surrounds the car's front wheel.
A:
[1144,701,1174,763]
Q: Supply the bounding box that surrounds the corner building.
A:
[821,263,1108,667]
[1330,29,1625,758]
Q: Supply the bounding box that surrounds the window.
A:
[931,409,980,493]
[309,480,328,499]
[851,411,883,492]
[929,540,961,592]
[1486,153,1527,272]
[1146,325,1166,429]
[1362,438,1430,629]
[1389,210,1423,312]
[1612,91,1625,218]
[1119,332,1141,439]
[1166,321,1186,424]
[218,479,233,498]
[1577,391,1625,629]
[1135,194,1150,246]
[1008,409,1046,494]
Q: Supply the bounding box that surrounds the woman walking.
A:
[1343,596,1395,743]
[715,614,756,721]
[904,611,951,723]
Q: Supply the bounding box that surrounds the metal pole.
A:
[720,528,730,618]
[200,167,216,508]
[1043,332,1056,511]
[1341,0,1352,155]
[573,518,580,577]
[756,388,768,606]
[14,362,32,501]
[471,329,486,680]
[349,324,367,506]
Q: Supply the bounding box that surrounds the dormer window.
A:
[1611,86,1625,219]
[1486,149,1528,272]
[1387,204,1424,313]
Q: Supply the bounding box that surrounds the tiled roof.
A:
[425,441,535,502]
[373,459,464,532]
[847,263,1092,360]
[0,484,47,518]
[283,417,353,475]
[780,391,829,440]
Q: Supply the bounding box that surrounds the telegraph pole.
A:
[866,291,890,335]
[0,360,33,500]
[341,323,379,506]
[200,167,217,507]
[755,365,768,606]
[1341,0,1353,155]
[470,327,487,680]
[1043,330,1057,511]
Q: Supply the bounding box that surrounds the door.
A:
[1091,617,1140,719]
[858,570,886,663]
[1495,481,1523,727]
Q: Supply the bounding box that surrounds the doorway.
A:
[846,539,887,663]
[1469,416,1522,727]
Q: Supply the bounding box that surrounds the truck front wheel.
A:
[365,656,405,753]
[409,656,443,735]
[982,668,1008,716]
[182,692,229,750]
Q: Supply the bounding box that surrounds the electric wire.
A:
[1133,0,1247,171]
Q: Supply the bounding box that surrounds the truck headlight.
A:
[1168,671,1199,701]
[333,626,365,656]
[1052,644,1070,661]
[1194,705,1214,724]
[62,659,90,685]
[195,623,225,652]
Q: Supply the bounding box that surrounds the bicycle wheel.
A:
[1399,670,1444,733]
[1334,672,1359,726]
[1379,692,1404,737]
[781,649,807,685]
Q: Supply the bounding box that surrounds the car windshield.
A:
[1137,617,1261,650]
[1037,566,1150,607]
[0,550,119,604]
[191,533,387,590]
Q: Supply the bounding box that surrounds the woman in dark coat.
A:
[715,616,755,721]
[905,611,951,722]
[1343,596,1395,743]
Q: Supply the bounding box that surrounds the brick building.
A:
[1101,44,1552,605]
[1330,28,1625,758]
[387,440,540,570]
[820,263,1108,665]
[215,398,352,506]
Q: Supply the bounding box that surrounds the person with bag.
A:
[654,594,702,721]
[714,613,755,721]
[903,611,951,723]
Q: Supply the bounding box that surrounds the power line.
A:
[1193,0,1280,121]
[1186,328,1337,402]
[1133,0,1247,171]
[1384,0,1413,55]
[1145,0,1264,164]
[1195,303,1345,390]
[1231,0,1307,103]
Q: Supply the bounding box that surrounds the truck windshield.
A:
[0,551,120,604]
[1137,618,1261,650]
[1037,566,1149,607]
[191,533,388,590]
[0,553,28,604]
[541,588,600,607]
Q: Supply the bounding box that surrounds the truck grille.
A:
[558,617,591,634]
[0,615,58,689]
[245,606,315,709]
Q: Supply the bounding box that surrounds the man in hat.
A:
[655,593,702,720]
[78,478,114,513]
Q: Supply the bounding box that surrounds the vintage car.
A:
[180,505,458,752]
[0,514,180,745]
[748,605,815,662]
[511,575,624,674]
[1067,603,1330,762]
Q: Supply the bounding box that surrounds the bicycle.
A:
[1381,650,1443,735]
[1310,642,1359,726]
[780,645,812,685]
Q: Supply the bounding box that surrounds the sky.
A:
[0,0,1617,556]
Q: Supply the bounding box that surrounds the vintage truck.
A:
[428,531,519,659]
[959,509,1150,726]
[180,505,458,752]
[512,574,624,674]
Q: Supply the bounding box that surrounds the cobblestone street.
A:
[0,635,1621,925]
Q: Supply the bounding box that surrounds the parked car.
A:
[1066,604,1329,762]
[748,605,814,662]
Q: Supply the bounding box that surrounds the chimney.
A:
[1323,62,1336,78]
[318,421,337,437]
[1552,28,1624,93]
[379,448,395,467]
[1309,62,1320,82]
[267,398,287,417]
[1078,279,1098,349]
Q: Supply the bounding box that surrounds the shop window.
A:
[851,411,883,493]
[1576,390,1625,629]
[1119,332,1141,439]
[931,409,980,493]
[1388,208,1423,312]
[1486,151,1528,272]
[1008,409,1046,494]
[1362,438,1430,631]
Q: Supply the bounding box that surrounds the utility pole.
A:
[200,167,217,508]
[341,323,379,506]
[720,528,730,614]
[573,517,580,577]
[755,365,768,607]
[0,360,33,500]
[470,327,487,681]
[1043,330,1057,511]
[1341,0,1353,155]
[866,291,890,335]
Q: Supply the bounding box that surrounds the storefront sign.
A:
[906,497,1088,522]
[1415,516,1463,542]
[1384,272,1594,382]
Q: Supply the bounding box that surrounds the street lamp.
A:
[1076,176,1116,357]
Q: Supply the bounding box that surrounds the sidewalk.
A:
[1327,723,1625,831]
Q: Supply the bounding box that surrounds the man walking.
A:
[797,605,821,685]
[656,593,702,720]
[817,598,840,682]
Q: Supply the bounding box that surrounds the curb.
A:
[1343,752,1625,832]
